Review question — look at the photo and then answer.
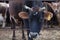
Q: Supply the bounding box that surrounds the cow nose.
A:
[29,32,39,38]
[56,10,58,12]
[54,10,58,14]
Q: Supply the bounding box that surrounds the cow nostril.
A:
[54,10,58,13]
[56,10,58,12]
[32,34,37,38]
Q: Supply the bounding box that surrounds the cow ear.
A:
[18,11,29,19]
[44,11,53,21]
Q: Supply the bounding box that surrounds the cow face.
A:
[28,10,44,38]
[51,2,59,13]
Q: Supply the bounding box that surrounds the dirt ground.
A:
[0,28,60,40]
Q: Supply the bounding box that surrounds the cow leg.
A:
[2,7,7,28]
[10,17,16,40]
[2,18,5,28]
[21,19,27,40]
[6,8,11,26]
[0,14,5,28]
[2,13,6,28]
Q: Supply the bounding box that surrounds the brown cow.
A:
[9,0,30,40]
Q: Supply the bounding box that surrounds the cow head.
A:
[51,2,59,13]
[47,2,59,13]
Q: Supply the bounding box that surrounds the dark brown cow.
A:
[9,0,29,40]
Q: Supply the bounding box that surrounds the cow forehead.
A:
[51,3,58,9]
[52,3,58,6]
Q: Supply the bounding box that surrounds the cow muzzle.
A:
[29,32,39,38]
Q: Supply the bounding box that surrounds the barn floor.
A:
[0,28,60,40]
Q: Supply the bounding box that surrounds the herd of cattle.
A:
[0,1,60,28]
[0,1,60,40]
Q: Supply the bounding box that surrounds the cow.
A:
[9,0,59,40]
[43,2,59,28]
[9,0,31,40]
[9,0,42,40]
[55,2,60,26]
[0,2,9,28]
[9,0,56,40]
